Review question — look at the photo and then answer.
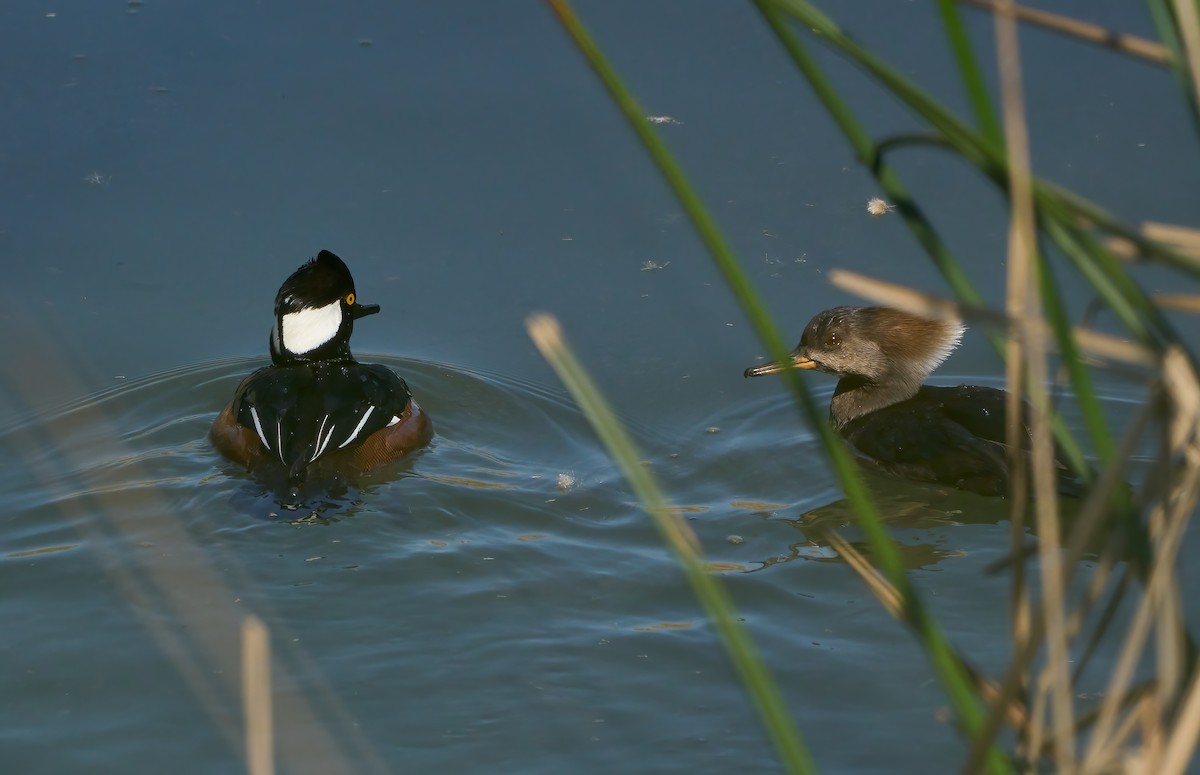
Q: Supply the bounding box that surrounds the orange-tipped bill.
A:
[743,352,818,378]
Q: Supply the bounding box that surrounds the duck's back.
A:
[231,361,413,480]
[841,384,1019,496]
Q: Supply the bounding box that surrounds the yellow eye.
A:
[345,293,355,305]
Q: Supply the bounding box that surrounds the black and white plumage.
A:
[211,249,431,486]
[269,250,379,365]
[230,361,413,481]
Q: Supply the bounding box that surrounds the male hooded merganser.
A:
[744,305,1075,497]
[211,250,432,485]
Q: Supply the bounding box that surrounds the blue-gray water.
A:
[2,2,1198,773]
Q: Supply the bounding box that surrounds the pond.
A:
[2,2,1197,773]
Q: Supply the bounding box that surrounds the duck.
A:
[211,250,432,486]
[743,305,1076,497]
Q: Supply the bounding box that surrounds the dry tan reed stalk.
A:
[825,532,902,617]
[1025,667,1053,766]
[1154,294,1200,313]
[826,269,984,326]
[242,615,274,775]
[1163,347,1200,463]
[1154,579,1186,739]
[1140,692,1166,775]
[1071,330,1157,367]
[1102,692,1156,772]
[1144,222,1200,254]
[807,2,1197,769]
[958,0,1170,64]
[827,535,1043,737]
[1107,221,1200,267]
[1155,350,1200,766]
[1159,660,1200,774]
[964,618,1043,773]
[527,313,706,552]
[994,1,1076,766]
[1081,465,1200,769]
[828,270,1156,366]
[1103,236,1143,261]
[1062,543,1133,648]
[1060,392,1158,574]
[2,314,383,775]
[1171,0,1200,111]
[831,263,1187,771]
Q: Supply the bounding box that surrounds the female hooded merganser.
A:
[211,250,432,486]
[744,305,1075,497]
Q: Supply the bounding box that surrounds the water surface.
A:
[2,2,1197,773]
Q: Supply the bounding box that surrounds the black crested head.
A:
[275,249,357,316]
[269,250,380,364]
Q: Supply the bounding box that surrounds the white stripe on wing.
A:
[313,416,338,460]
[249,406,270,449]
[338,405,376,449]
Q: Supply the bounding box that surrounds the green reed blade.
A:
[755,0,1092,493]
[527,314,817,775]
[1146,0,1200,134]
[766,0,1003,161]
[1035,258,1114,465]
[936,0,1003,145]
[549,1,1008,770]
[756,0,1200,475]
[754,3,985,311]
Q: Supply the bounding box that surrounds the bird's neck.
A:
[270,335,355,366]
[829,367,926,428]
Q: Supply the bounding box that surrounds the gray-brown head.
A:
[744,306,965,417]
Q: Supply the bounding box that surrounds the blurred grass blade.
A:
[1037,259,1115,463]
[959,0,1170,64]
[527,314,817,774]
[550,3,1010,768]
[937,0,1003,144]
[545,0,794,370]
[1161,656,1200,774]
[993,6,1076,766]
[758,0,1108,487]
[769,0,1200,293]
[758,0,1200,494]
[242,615,275,775]
[1142,221,1200,260]
[1169,0,1200,114]
[756,0,987,309]
[545,0,1200,771]
[824,532,902,618]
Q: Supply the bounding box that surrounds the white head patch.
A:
[919,320,966,376]
[280,301,342,354]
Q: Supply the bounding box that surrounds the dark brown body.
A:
[744,306,1083,497]
[210,398,433,476]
